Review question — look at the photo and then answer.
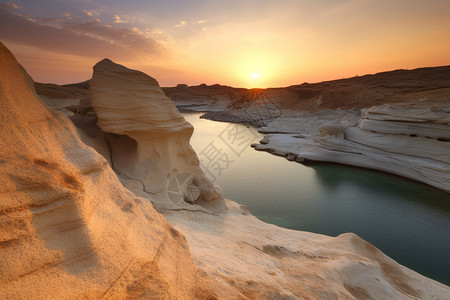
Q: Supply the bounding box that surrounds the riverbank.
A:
[174,102,450,193]
[183,111,450,285]
[252,103,449,193]
[161,66,450,193]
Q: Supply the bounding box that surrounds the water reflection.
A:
[310,162,450,214]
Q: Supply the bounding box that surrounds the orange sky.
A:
[1,0,450,88]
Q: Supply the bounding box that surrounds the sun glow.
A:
[224,51,286,88]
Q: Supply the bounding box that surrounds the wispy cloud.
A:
[113,15,127,24]
[40,18,61,24]
[174,20,186,27]
[0,7,166,60]
[82,9,102,18]
[193,19,207,25]
[0,2,21,9]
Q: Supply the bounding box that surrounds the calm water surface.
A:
[182,112,450,285]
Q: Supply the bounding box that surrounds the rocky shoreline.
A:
[250,104,450,193]
[179,102,450,193]
[3,41,449,298]
[163,65,450,194]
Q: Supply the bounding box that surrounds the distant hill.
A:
[36,65,450,112]
[162,65,450,111]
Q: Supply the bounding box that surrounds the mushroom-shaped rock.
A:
[90,58,223,205]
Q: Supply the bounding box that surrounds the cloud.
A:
[174,20,186,27]
[193,19,207,25]
[0,7,165,61]
[113,15,127,24]
[40,18,61,24]
[0,2,21,9]
[82,9,103,18]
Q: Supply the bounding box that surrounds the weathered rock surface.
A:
[0,42,213,299]
[165,66,450,128]
[24,49,450,298]
[162,200,450,299]
[87,59,223,207]
[254,104,450,192]
[359,104,450,140]
[84,60,450,298]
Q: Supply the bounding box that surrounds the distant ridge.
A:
[35,64,450,112]
[163,65,450,112]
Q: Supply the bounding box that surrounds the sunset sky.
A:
[1,0,450,88]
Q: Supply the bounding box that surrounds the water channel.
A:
[182,112,450,285]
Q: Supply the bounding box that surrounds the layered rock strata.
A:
[0,42,212,299]
[76,59,223,208]
[253,104,450,192]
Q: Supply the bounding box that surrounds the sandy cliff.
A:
[163,66,450,127]
[0,42,213,299]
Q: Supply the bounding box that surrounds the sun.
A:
[252,73,259,80]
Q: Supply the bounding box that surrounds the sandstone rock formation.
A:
[12,45,450,298]
[359,104,450,140]
[86,59,223,207]
[253,104,450,192]
[0,42,213,299]
[35,80,90,118]
[83,60,450,298]
[164,201,450,299]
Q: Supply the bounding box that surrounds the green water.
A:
[183,112,450,285]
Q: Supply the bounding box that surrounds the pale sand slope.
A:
[51,58,450,298]
[0,42,214,299]
[253,103,450,193]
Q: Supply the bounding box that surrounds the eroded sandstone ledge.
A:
[253,104,450,192]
